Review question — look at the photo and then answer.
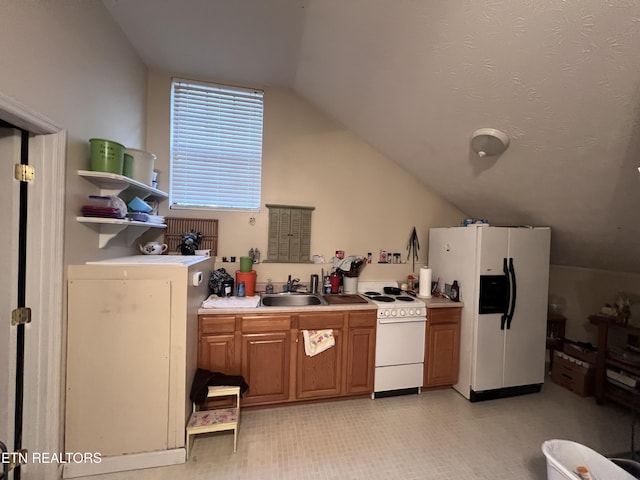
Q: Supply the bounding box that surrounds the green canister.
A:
[89,138,125,175]
[239,256,253,273]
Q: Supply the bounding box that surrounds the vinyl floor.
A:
[74,378,635,480]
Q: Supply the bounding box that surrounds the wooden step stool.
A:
[186,385,240,459]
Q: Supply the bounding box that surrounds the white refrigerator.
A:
[428,226,551,401]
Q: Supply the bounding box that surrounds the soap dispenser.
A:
[265,278,274,294]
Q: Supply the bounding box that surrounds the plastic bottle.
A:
[237,281,246,297]
[450,280,460,302]
[324,275,331,294]
[265,278,274,294]
[223,279,234,297]
[407,275,415,292]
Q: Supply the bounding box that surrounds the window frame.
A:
[169,78,264,212]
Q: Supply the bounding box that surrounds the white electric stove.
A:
[358,281,426,398]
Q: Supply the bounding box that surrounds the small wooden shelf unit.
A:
[589,315,640,411]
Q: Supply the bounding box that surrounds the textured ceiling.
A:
[104,0,640,273]
[103,0,307,87]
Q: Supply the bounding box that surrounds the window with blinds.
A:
[170,78,264,211]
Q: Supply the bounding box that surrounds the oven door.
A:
[375,318,426,366]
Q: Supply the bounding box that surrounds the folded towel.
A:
[190,368,249,405]
[302,329,335,357]
[201,295,260,309]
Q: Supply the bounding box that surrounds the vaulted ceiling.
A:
[104,0,640,273]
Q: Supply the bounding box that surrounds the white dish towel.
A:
[201,295,260,309]
[302,329,335,357]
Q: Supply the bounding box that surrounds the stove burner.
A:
[396,296,414,302]
[371,295,394,302]
[364,291,381,296]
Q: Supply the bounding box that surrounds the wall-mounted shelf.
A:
[76,217,167,248]
[77,170,169,248]
[77,170,168,202]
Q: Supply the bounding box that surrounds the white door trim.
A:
[0,90,66,480]
[0,91,61,134]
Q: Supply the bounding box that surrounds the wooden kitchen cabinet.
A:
[197,307,376,407]
[241,314,292,405]
[198,315,241,375]
[345,310,376,395]
[296,312,345,399]
[424,307,461,388]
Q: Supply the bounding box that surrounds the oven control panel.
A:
[377,306,426,319]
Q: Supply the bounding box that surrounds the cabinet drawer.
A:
[199,315,237,334]
[428,308,461,324]
[241,314,291,332]
[348,310,376,328]
[299,312,344,330]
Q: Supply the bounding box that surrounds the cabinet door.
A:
[199,334,239,375]
[198,315,240,374]
[296,329,344,398]
[346,311,376,395]
[297,313,344,399]
[424,308,461,388]
[277,208,292,261]
[268,207,295,262]
[289,208,312,262]
[267,208,281,261]
[241,331,291,404]
[66,279,171,455]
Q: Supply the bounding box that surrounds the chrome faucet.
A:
[285,275,303,292]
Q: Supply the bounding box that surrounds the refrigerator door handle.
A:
[500,257,510,330]
[506,257,517,329]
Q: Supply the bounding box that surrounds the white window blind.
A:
[170,78,263,211]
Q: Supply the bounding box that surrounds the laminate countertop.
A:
[198,293,462,315]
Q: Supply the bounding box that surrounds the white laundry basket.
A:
[542,439,637,480]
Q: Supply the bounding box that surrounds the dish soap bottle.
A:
[265,278,274,294]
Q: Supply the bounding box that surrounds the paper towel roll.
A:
[419,266,432,298]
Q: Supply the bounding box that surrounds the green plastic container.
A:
[89,138,125,175]
[240,256,253,273]
[123,153,134,178]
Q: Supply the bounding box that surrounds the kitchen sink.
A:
[260,292,328,307]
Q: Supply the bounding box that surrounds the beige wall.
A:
[549,265,640,345]
[146,71,466,286]
[0,0,148,265]
[3,1,625,349]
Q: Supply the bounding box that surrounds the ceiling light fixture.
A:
[470,128,510,157]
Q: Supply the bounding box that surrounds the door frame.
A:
[0,90,65,479]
